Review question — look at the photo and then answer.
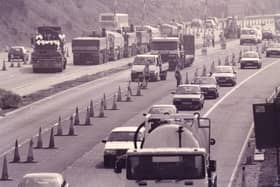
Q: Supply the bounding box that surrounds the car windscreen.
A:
[215,67,233,73]
[127,154,205,180]
[241,29,256,35]
[148,107,176,115]
[242,52,259,58]
[176,86,200,94]
[133,57,155,65]
[192,77,216,85]
[108,131,141,141]
[10,48,23,53]
[19,178,60,187]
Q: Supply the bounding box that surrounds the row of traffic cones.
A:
[1,60,23,71]
[0,81,143,181]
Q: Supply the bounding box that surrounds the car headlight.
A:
[104,149,117,154]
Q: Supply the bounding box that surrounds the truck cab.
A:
[130,54,168,82]
[240,27,258,45]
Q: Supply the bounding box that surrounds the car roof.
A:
[150,104,176,108]
[23,173,63,180]
[11,46,25,49]
[111,126,143,132]
[193,76,215,80]
[136,54,158,58]
[178,84,200,88]
[216,65,233,68]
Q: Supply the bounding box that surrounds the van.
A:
[240,27,258,45]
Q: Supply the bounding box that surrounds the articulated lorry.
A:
[31,26,67,73]
[115,113,217,187]
[151,35,195,70]
[72,36,108,65]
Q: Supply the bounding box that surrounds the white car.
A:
[240,51,262,69]
[18,173,69,187]
[102,126,145,168]
[266,43,280,57]
[191,76,219,99]
[172,84,205,110]
[211,65,237,86]
[144,104,177,131]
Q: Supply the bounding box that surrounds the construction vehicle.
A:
[114,113,217,187]
[130,54,169,82]
[135,26,151,54]
[99,13,129,32]
[72,36,108,65]
[151,35,195,70]
[106,30,125,61]
[224,16,240,39]
[123,25,138,57]
[31,26,67,73]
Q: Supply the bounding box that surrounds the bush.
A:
[0,89,22,109]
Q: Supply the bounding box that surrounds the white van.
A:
[240,27,258,45]
[18,173,69,187]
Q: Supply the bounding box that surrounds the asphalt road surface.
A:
[1,39,279,187]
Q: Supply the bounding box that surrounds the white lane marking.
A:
[203,61,277,118]
[227,124,254,187]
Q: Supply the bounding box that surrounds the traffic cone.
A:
[68,115,76,136]
[74,107,80,126]
[84,107,92,125]
[241,166,246,187]
[126,87,132,102]
[35,127,43,149]
[0,156,11,181]
[117,86,122,102]
[218,58,222,65]
[48,127,56,149]
[111,94,118,110]
[201,64,207,76]
[11,140,20,163]
[99,99,105,118]
[66,47,69,57]
[103,93,107,110]
[224,56,230,65]
[10,61,14,68]
[17,61,21,68]
[210,61,215,75]
[136,81,142,96]
[142,76,148,89]
[2,60,6,71]
[89,100,94,117]
[25,138,35,163]
[55,116,63,136]
[185,72,189,84]
[231,53,236,66]
[194,68,199,77]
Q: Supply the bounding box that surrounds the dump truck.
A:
[72,37,108,65]
[106,30,125,61]
[123,25,138,57]
[151,35,195,70]
[135,26,151,54]
[31,26,67,73]
[99,13,129,32]
[114,113,217,187]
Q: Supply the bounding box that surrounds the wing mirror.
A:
[171,91,176,94]
[101,139,107,143]
[143,113,147,116]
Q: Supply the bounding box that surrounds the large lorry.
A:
[31,26,67,73]
[72,37,108,65]
[106,30,125,61]
[224,16,240,39]
[135,26,151,54]
[123,25,138,58]
[115,113,217,187]
[99,13,129,32]
[159,23,179,37]
[150,35,195,70]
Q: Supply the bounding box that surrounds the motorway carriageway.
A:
[1,40,279,186]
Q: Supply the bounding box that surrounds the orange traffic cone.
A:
[231,53,236,66]
[74,107,80,126]
[218,58,222,66]
[210,61,215,75]
[111,93,118,110]
[68,115,76,136]
[136,81,142,96]
[0,155,11,181]
[48,127,56,149]
[11,140,20,163]
[103,93,107,110]
[84,107,92,125]
[35,127,43,149]
[89,100,94,117]
[25,139,35,163]
[128,81,133,96]
[55,116,63,136]
[126,87,132,102]
[185,72,189,84]
[99,98,105,118]
[224,56,230,65]
[10,61,14,68]
[17,61,21,68]
[117,86,122,102]
[2,60,6,71]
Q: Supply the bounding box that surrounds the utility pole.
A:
[203,0,208,47]
[142,0,146,26]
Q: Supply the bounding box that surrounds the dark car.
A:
[191,76,219,99]
[8,46,29,62]
[211,66,237,86]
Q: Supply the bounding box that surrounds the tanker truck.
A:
[114,113,217,187]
